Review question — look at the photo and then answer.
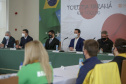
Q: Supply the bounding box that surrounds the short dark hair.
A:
[84,39,99,57]
[115,38,126,53]
[101,30,108,35]
[48,30,55,35]
[23,29,29,34]
[75,29,81,33]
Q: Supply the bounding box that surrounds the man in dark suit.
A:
[45,30,59,50]
[1,31,15,48]
[16,29,33,48]
[112,38,126,76]
[69,29,84,51]
[97,31,113,53]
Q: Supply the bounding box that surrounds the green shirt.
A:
[17,62,53,84]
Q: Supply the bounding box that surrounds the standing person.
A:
[17,40,53,84]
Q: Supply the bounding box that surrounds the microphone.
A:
[93,37,96,40]
[64,37,68,40]
[43,37,48,39]
[60,37,68,52]
[42,37,48,41]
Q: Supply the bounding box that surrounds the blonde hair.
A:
[23,40,52,83]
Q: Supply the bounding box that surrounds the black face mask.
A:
[48,34,52,38]
[101,38,106,41]
[83,52,85,59]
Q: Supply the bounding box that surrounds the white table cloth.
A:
[53,65,79,84]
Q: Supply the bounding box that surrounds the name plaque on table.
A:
[10,48,16,50]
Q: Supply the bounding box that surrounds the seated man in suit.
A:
[112,38,126,76]
[69,29,84,51]
[97,30,113,53]
[76,39,101,84]
[16,29,33,48]
[0,31,15,48]
[45,30,59,50]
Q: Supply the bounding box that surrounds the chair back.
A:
[121,60,126,84]
[83,62,121,84]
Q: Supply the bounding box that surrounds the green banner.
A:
[39,0,61,44]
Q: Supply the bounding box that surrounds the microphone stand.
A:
[41,37,48,42]
[60,37,68,52]
[93,37,96,40]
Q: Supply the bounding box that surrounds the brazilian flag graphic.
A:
[44,0,60,9]
[39,0,61,43]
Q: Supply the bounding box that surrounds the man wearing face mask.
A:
[16,29,33,48]
[97,30,113,53]
[112,38,126,76]
[0,31,15,48]
[45,30,59,50]
[76,39,101,84]
[69,29,84,51]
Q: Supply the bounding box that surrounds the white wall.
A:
[0,0,8,42]
[9,0,39,41]
[23,0,39,40]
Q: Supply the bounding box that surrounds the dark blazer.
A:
[45,38,59,50]
[112,56,126,76]
[2,36,15,48]
[76,57,101,84]
[19,35,33,48]
[69,37,84,51]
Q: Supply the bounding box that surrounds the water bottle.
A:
[14,43,16,48]
[5,45,7,48]
[43,43,45,47]
[79,58,83,68]
[19,62,23,70]
[99,48,103,53]
[49,62,53,68]
[56,45,58,51]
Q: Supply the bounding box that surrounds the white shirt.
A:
[49,38,54,44]
[24,36,28,39]
[50,38,54,40]
[74,37,79,50]
[6,39,9,46]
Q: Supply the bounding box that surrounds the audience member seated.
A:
[112,38,126,76]
[76,39,101,84]
[17,40,53,84]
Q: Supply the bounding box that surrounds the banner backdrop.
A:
[61,0,126,51]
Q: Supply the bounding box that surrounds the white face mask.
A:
[74,34,78,38]
[22,33,25,37]
[5,36,9,40]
